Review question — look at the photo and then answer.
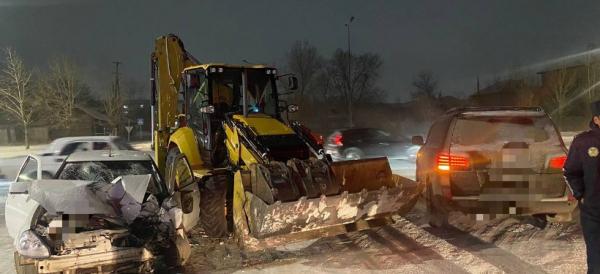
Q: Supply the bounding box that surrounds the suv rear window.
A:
[450,115,561,148]
[450,114,563,171]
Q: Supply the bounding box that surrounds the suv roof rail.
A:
[444,106,544,115]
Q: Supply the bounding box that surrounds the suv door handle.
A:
[55,158,64,163]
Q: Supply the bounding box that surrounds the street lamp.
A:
[345,16,355,127]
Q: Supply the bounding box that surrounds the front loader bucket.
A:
[232,157,424,251]
[330,157,399,192]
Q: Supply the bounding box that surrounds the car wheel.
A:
[14,252,37,274]
[344,148,364,160]
[426,183,449,228]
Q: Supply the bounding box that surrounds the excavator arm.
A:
[151,34,199,173]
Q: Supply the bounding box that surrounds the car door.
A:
[349,129,381,157]
[390,135,414,158]
[5,155,42,239]
[167,154,200,231]
[371,130,406,158]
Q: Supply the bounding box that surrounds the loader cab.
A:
[183,65,289,166]
[184,66,282,119]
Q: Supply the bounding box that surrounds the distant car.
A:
[5,150,200,273]
[413,107,577,228]
[324,128,420,161]
[0,136,135,180]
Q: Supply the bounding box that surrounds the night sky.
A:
[1,0,600,101]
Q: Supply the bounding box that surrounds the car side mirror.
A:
[288,76,298,91]
[412,136,424,146]
[9,181,27,194]
[288,104,299,113]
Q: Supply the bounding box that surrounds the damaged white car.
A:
[5,151,200,273]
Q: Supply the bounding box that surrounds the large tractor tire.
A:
[200,176,229,238]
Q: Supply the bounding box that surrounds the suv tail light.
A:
[333,135,343,146]
[549,156,566,169]
[568,195,576,201]
[437,154,469,170]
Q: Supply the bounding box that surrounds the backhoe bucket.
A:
[233,157,424,251]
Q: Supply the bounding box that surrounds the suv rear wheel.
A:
[426,184,449,228]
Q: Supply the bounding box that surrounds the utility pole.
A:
[112,61,122,136]
[113,61,121,97]
[345,16,355,128]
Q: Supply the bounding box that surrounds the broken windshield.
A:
[57,161,167,196]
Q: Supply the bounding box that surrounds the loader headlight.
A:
[200,105,215,114]
[17,230,51,259]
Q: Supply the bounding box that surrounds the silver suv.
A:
[412,107,577,228]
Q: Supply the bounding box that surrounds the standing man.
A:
[564,100,600,274]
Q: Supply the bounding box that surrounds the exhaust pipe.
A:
[242,69,248,118]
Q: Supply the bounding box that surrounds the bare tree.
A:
[122,77,146,101]
[547,66,576,128]
[40,56,89,134]
[0,48,39,149]
[324,49,383,126]
[517,88,536,107]
[411,70,441,101]
[507,62,539,107]
[103,76,123,136]
[285,40,324,102]
[584,43,600,108]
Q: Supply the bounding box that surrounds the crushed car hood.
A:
[27,175,152,223]
[22,174,190,268]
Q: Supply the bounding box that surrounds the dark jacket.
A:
[564,122,600,219]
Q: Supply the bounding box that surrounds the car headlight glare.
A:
[17,230,51,259]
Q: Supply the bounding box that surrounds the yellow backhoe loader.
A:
[151,34,423,250]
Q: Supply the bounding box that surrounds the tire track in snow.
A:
[390,217,507,274]
[421,225,548,274]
